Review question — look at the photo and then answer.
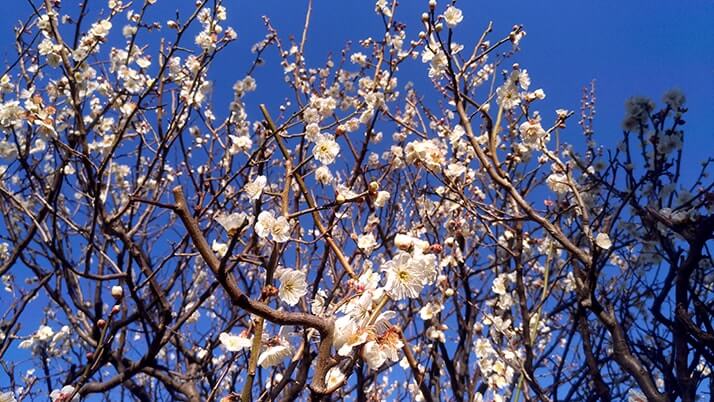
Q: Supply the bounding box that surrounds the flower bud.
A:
[427,243,443,254]
[394,233,414,251]
[111,285,123,300]
[444,288,454,297]
[97,319,107,329]
[261,284,278,298]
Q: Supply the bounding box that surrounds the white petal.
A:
[595,232,612,250]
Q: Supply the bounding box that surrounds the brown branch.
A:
[172,186,336,397]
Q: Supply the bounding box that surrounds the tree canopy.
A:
[0,1,712,401]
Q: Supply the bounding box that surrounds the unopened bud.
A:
[111,305,121,315]
[394,234,414,251]
[421,13,429,23]
[444,288,454,297]
[262,285,278,298]
[427,243,443,254]
[111,285,123,300]
[97,319,107,329]
[368,181,379,195]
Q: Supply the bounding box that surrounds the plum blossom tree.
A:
[0,0,711,401]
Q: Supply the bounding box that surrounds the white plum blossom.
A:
[255,211,291,243]
[211,240,228,257]
[219,331,253,352]
[0,392,16,402]
[525,88,546,102]
[304,122,321,142]
[215,212,249,235]
[315,165,333,184]
[90,20,112,37]
[355,269,382,297]
[244,175,267,200]
[36,325,54,342]
[491,274,508,295]
[312,135,340,165]
[426,324,447,342]
[383,252,429,300]
[334,319,370,356]
[363,324,403,370]
[445,162,466,179]
[350,52,368,67]
[38,38,63,67]
[496,81,521,110]
[374,190,390,207]
[546,172,569,195]
[258,336,293,368]
[405,139,445,170]
[515,69,531,90]
[311,289,328,316]
[233,76,257,96]
[357,233,378,253]
[595,233,612,250]
[18,325,55,350]
[325,367,346,389]
[419,301,444,320]
[50,385,78,402]
[443,6,463,28]
[229,134,252,154]
[519,116,549,147]
[277,269,308,306]
[489,360,515,389]
[394,233,429,253]
[334,309,394,358]
[0,101,24,129]
[374,0,392,17]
